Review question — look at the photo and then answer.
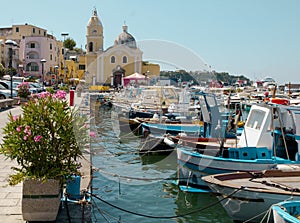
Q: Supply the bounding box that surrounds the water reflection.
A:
[90,104,233,222]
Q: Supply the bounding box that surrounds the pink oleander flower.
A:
[38,91,51,98]
[90,131,96,138]
[55,90,67,100]
[34,135,42,142]
[24,126,31,135]
[1,89,88,186]
[16,126,22,132]
[17,82,31,98]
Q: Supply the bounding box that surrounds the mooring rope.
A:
[88,186,243,219]
[117,123,143,139]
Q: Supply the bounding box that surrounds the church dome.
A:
[87,8,102,27]
[114,25,136,48]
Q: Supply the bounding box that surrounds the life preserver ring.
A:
[269,98,290,105]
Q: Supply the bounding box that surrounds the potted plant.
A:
[0,90,90,221]
[17,82,31,101]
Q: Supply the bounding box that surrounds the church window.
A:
[89,42,93,52]
[122,56,127,63]
[111,56,116,63]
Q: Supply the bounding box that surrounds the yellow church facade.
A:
[85,8,159,87]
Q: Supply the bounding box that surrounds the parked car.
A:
[0,84,18,99]
[0,80,40,94]
[0,80,19,90]
[29,82,44,93]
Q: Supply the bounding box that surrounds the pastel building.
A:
[0,24,60,82]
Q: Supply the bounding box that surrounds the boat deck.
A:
[205,167,300,195]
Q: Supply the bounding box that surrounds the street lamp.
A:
[61,33,69,84]
[40,59,46,90]
[18,64,24,76]
[5,40,14,98]
[54,65,59,85]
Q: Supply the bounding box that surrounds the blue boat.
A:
[272,200,300,223]
[177,103,300,191]
[141,91,231,137]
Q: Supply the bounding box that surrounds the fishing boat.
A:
[177,103,300,192]
[141,91,226,137]
[202,166,300,222]
[139,133,238,154]
[139,91,238,154]
[112,86,180,137]
[272,200,300,223]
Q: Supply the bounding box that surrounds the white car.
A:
[29,82,44,93]
[0,84,18,99]
[0,81,40,94]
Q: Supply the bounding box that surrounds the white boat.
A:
[202,166,300,222]
[272,200,300,223]
[177,103,300,191]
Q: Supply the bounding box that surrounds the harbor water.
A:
[90,106,234,223]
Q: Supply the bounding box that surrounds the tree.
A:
[64,38,76,50]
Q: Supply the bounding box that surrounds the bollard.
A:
[70,90,74,106]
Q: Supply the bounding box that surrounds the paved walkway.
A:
[0,91,91,223]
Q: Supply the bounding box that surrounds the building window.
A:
[50,43,52,50]
[28,52,38,59]
[111,56,116,63]
[89,42,93,52]
[33,28,35,33]
[79,65,86,70]
[122,56,127,63]
[50,54,53,60]
[16,27,19,32]
[44,31,46,36]
[27,42,40,48]
[26,62,39,72]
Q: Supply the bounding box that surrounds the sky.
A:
[1,0,300,84]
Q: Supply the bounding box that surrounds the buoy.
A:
[164,137,176,147]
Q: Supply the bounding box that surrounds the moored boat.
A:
[202,167,300,222]
[272,200,300,223]
[177,103,300,191]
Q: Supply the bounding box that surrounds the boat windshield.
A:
[246,109,266,130]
